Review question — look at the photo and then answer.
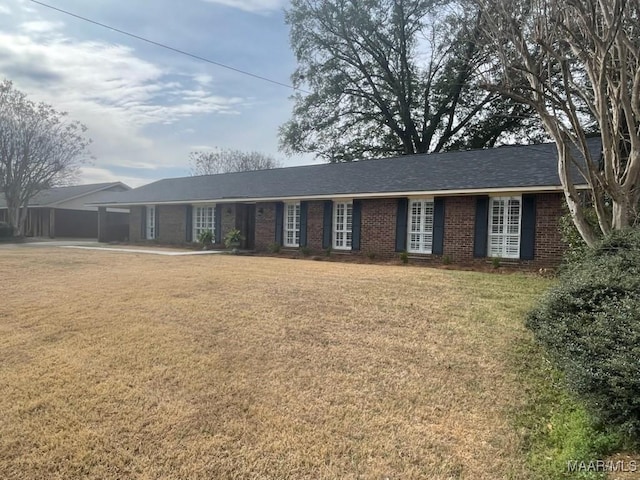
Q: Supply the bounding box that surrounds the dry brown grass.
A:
[0,249,550,479]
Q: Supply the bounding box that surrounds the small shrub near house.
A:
[527,228,640,439]
[267,242,281,254]
[197,229,214,249]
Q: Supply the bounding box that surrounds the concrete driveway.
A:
[0,238,101,249]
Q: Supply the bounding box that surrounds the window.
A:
[333,201,353,250]
[146,206,156,240]
[407,199,434,253]
[284,203,300,247]
[488,196,521,258]
[193,205,215,242]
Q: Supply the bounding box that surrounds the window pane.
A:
[488,197,521,258]
[333,202,353,249]
[407,200,434,253]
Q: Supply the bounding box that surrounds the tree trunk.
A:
[8,204,20,236]
[612,198,630,230]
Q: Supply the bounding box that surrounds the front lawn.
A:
[0,249,550,479]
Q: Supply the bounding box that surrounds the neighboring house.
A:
[94,139,601,267]
[0,182,130,240]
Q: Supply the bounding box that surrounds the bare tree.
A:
[280,0,543,162]
[189,148,282,176]
[476,0,640,246]
[0,80,90,236]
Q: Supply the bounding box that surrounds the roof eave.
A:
[91,184,583,207]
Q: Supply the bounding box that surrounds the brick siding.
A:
[306,201,325,250]
[127,193,567,267]
[157,205,188,244]
[443,196,476,262]
[255,202,277,251]
[360,198,397,257]
[534,192,565,266]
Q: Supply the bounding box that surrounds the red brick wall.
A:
[360,198,397,256]
[127,193,567,267]
[306,201,325,250]
[158,205,187,244]
[443,196,476,262]
[255,202,277,251]
[534,192,565,266]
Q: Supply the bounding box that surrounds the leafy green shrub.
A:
[399,251,408,264]
[527,228,640,438]
[324,246,332,257]
[0,222,13,238]
[491,257,501,269]
[267,242,281,254]
[299,246,311,257]
[224,229,243,249]
[197,229,213,248]
[558,205,601,268]
[367,251,377,260]
[442,254,451,265]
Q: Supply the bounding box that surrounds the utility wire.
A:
[29,0,309,94]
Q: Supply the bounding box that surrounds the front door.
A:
[235,204,256,250]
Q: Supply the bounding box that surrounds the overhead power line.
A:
[29,0,308,94]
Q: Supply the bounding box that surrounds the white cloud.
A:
[19,20,63,34]
[78,166,152,188]
[0,4,12,15]
[201,0,287,13]
[0,20,248,172]
[0,31,245,126]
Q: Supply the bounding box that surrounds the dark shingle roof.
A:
[97,139,601,206]
[0,182,128,208]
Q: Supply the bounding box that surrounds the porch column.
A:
[48,208,56,238]
[97,207,108,242]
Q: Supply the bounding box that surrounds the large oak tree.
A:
[280,0,541,162]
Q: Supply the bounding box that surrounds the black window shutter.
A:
[432,197,445,255]
[395,198,408,252]
[275,202,284,245]
[185,205,193,242]
[299,201,308,247]
[351,200,362,251]
[155,206,160,238]
[215,204,222,244]
[322,200,333,249]
[141,206,147,239]
[520,194,537,260]
[473,196,490,258]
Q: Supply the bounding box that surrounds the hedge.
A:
[527,228,640,438]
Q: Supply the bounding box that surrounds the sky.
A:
[0,0,313,187]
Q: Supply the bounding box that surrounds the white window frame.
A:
[333,201,353,250]
[192,205,216,242]
[146,206,156,240]
[284,202,300,247]
[407,199,434,254]
[488,196,522,259]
